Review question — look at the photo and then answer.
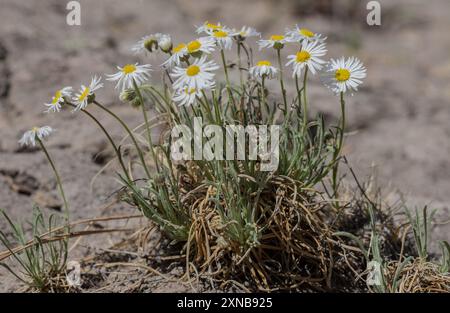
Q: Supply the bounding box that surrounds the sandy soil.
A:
[0,0,449,291]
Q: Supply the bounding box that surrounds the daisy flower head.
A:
[286,40,327,77]
[172,87,202,107]
[196,21,223,35]
[286,25,326,43]
[162,43,188,68]
[19,126,54,147]
[73,76,103,111]
[171,55,219,90]
[258,34,287,50]
[234,26,261,41]
[186,37,216,57]
[44,86,72,113]
[249,60,278,80]
[131,33,162,54]
[210,29,236,50]
[106,63,152,92]
[321,57,367,94]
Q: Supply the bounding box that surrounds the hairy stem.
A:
[93,100,152,179]
[133,79,160,172]
[302,67,309,131]
[37,138,69,218]
[68,103,131,182]
[221,49,233,104]
[277,48,288,117]
[332,91,346,200]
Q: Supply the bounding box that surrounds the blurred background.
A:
[0,0,449,289]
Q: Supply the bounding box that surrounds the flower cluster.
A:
[254,25,366,94]
[21,22,367,146]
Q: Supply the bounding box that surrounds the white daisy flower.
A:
[286,40,327,77]
[162,43,188,68]
[258,34,287,50]
[249,60,278,79]
[44,87,72,113]
[171,56,219,90]
[210,29,235,50]
[186,37,216,55]
[132,33,162,54]
[321,57,367,94]
[19,126,54,147]
[234,26,261,40]
[106,63,152,92]
[72,76,103,111]
[172,87,202,107]
[196,21,224,35]
[286,25,326,43]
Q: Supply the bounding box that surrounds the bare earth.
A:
[0,0,449,291]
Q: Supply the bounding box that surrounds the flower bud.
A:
[144,35,159,53]
[120,88,141,108]
[273,42,284,50]
[158,35,173,53]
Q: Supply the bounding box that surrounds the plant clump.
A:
[1,21,449,293]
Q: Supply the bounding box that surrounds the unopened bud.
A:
[158,35,172,53]
[120,89,141,108]
[273,42,284,50]
[144,36,159,53]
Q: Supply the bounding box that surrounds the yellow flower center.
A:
[187,40,201,53]
[185,87,197,94]
[32,127,39,132]
[172,43,186,53]
[299,28,314,38]
[51,90,62,104]
[186,65,200,77]
[213,30,228,38]
[206,22,222,30]
[257,60,271,67]
[79,87,90,101]
[270,35,284,41]
[335,69,351,82]
[296,50,311,63]
[122,64,137,74]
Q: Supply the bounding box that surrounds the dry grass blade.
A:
[0,213,143,261]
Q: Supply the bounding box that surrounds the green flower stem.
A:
[203,90,221,124]
[132,79,160,172]
[220,49,233,104]
[163,53,174,85]
[302,67,309,131]
[237,41,244,86]
[197,95,214,123]
[68,103,131,182]
[261,76,266,113]
[295,74,301,101]
[332,91,346,199]
[277,48,288,117]
[294,74,304,130]
[146,86,181,124]
[339,91,346,151]
[36,138,69,218]
[93,100,152,179]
